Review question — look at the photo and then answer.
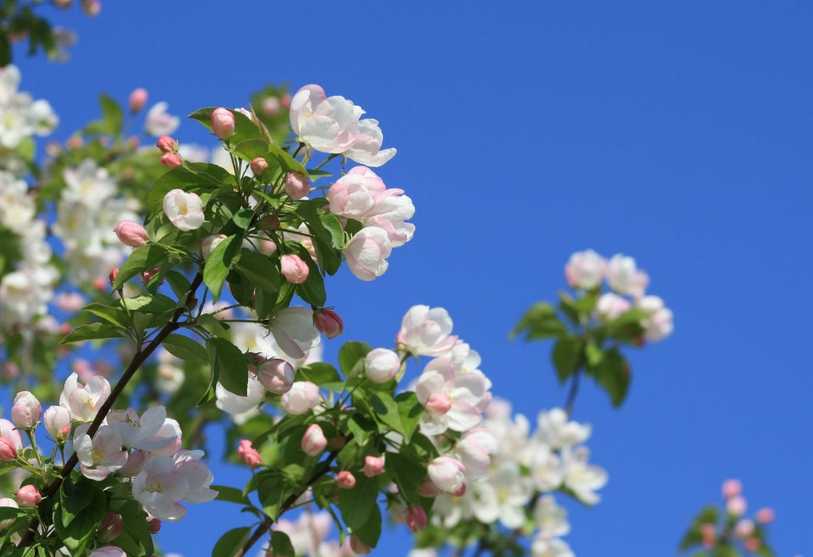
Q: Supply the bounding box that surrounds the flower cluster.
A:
[0,65,57,154]
[679,479,776,556]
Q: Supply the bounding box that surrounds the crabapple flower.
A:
[428,456,467,495]
[721,478,742,499]
[606,254,648,297]
[43,405,71,442]
[284,172,311,200]
[250,157,268,175]
[344,226,392,281]
[16,485,42,507]
[129,88,148,113]
[414,356,490,436]
[237,439,262,468]
[215,374,265,423]
[564,249,606,290]
[313,308,343,339]
[90,547,126,557]
[456,428,498,478]
[637,295,674,342]
[114,220,149,247]
[145,102,180,136]
[466,463,534,528]
[11,391,40,429]
[74,424,128,480]
[301,424,327,456]
[59,372,111,422]
[133,449,216,520]
[160,152,182,169]
[398,305,458,356]
[281,381,321,415]
[163,189,204,231]
[756,507,775,524]
[345,118,397,167]
[561,447,607,505]
[363,455,386,477]
[289,84,359,154]
[255,358,295,394]
[365,348,400,383]
[535,408,590,450]
[727,495,747,516]
[531,537,574,557]
[336,470,356,489]
[210,107,235,139]
[270,307,322,361]
[281,254,310,284]
[108,406,181,453]
[156,135,178,153]
[406,506,428,532]
[0,419,21,461]
[534,495,570,539]
[595,292,631,321]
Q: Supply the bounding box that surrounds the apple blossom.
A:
[756,507,775,524]
[284,171,311,200]
[313,308,344,338]
[74,423,128,480]
[155,135,177,153]
[270,307,322,361]
[16,485,42,507]
[345,118,397,167]
[726,495,747,516]
[281,381,321,415]
[163,189,204,231]
[250,156,268,175]
[108,406,181,453]
[255,358,295,394]
[211,107,236,139]
[414,356,490,436]
[744,538,761,552]
[90,546,126,557]
[564,249,606,289]
[0,438,17,461]
[535,408,591,450]
[406,506,428,532]
[11,390,40,429]
[364,347,400,383]
[301,424,327,456]
[595,292,631,321]
[160,151,182,169]
[43,405,71,442]
[531,537,574,557]
[721,478,742,499]
[129,87,148,113]
[113,220,149,247]
[344,226,392,281]
[133,450,216,520]
[606,254,649,298]
[237,439,262,468]
[398,305,458,356]
[336,470,356,489]
[561,447,607,505]
[59,372,111,422]
[456,428,498,478]
[145,102,180,136]
[281,254,310,284]
[428,456,467,495]
[362,455,386,478]
[637,295,674,342]
[215,375,265,423]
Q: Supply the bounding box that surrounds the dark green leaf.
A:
[204,234,242,298]
[236,249,281,294]
[61,322,125,344]
[164,334,209,363]
[208,337,248,396]
[551,337,584,383]
[114,245,168,289]
[270,531,296,557]
[212,527,251,557]
[339,341,371,377]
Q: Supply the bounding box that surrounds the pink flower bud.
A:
[744,538,761,552]
[281,94,291,109]
[364,348,400,384]
[336,471,356,489]
[756,507,775,524]
[211,107,236,139]
[11,391,40,430]
[726,495,747,516]
[147,518,161,533]
[313,308,344,339]
[160,152,183,169]
[418,479,440,498]
[66,135,83,150]
[16,485,42,507]
[250,157,268,175]
[281,254,310,284]
[699,523,716,548]
[107,267,119,287]
[262,97,280,116]
[0,438,17,461]
[81,0,101,17]
[98,512,124,542]
[256,358,295,394]
[406,506,428,532]
[114,220,149,248]
[43,406,71,443]
[260,239,277,255]
[155,135,177,153]
[362,455,385,478]
[141,267,160,285]
[734,519,754,539]
[425,393,452,415]
[721,478,742,499]
[349,535,370,555]
[284,172,311,200]
[301,424,327,456]
[237,439,262,468]
[129,88,148,113]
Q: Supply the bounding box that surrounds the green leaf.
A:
[338,475,378,532]
[551,337,584,383]
[367,391,403,434]
[208,337,248,396]
[114,245,167,289]
[204,234,242,298]
[592,347,630,407]
[147,162,232,212]
[339,341,372,377]
[82,303,128,329]
[236,249,281,294]
[99,94,123,136]
[396,391,423,442]
[295,252,327,307]
[232,207,254,230]
[212,485,252,506]
[270,531,296,557]
[166,271,192,300]
[164,334,209,363]
[512,302,568,340]
[352,503,381,548]
[296,363,342,388]
[61,322,125,344]
[212,527,251,557]
[121,293,178,313]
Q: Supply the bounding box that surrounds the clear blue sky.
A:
[18,1,813,555]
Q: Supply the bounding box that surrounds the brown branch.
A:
[235,449,341,557]
[20,272,203,546]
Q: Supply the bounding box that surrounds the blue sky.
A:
[16,1,813,555]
